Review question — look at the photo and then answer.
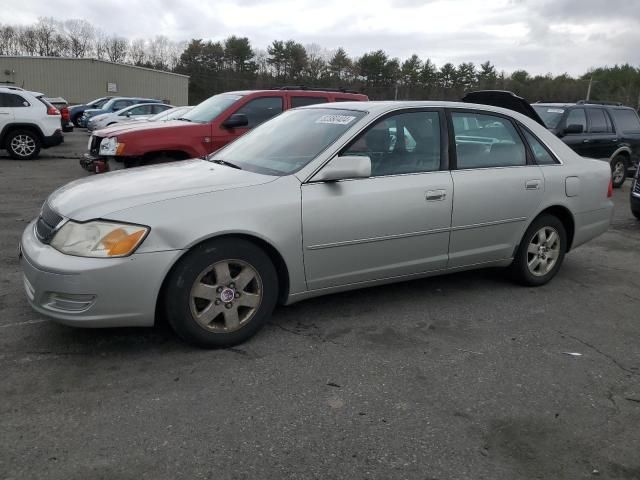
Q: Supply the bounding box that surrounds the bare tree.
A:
[34,17,59,56]
[0,25,20,55]
[17,26,38,56]
[64,19,94,58]
[129,38,147,65]
[93,29,108,60]
[105,36,128,63]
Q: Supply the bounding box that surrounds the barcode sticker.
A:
[315,115,357,125]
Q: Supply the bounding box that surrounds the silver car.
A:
[87,103,172,131]
[20,101,614,347]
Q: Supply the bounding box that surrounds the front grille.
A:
[35,202,63,243]
[634,178,640,195]
[89,135,102,155]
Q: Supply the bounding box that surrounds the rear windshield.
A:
[610,108,640,134]
[181,94,243,123]
[533,106,565,129]
[210,108,366,175]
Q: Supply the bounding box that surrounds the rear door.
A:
[448,109,544,267]
[0,93,16,131]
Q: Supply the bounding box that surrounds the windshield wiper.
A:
[211,159,242,170]
[176,117,192,122]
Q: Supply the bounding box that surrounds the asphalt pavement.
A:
[1,131,639,480]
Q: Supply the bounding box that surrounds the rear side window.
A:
[0,93,29,107]
[112,100,131,110]
[235,97,283,128]
[291,96,328,108]
[565,108,587,132]
[522,130,558,165]
[587,108,612,133]
[611,108,640,134]
[452,112,526,169]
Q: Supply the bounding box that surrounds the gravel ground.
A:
[1,131,639,480]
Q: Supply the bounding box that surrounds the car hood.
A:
[84,108,106,116]
[90,113,110,122]
[96,119,195,138]
[48,159,277,221]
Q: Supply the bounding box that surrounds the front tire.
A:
[164,238,278,348]
[511,214,567,286]
[6,129,42,160]
[611,155,627,188]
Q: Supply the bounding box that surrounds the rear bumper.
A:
[42,129,63,148]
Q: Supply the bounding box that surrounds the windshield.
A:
[151,106,191,121]
[210,108,367,175]
[90,97,110,108]
[533,105,565,129]
[182,94,243,123]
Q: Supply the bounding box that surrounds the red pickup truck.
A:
[81,88,368,172]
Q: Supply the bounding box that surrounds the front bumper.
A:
[20,220,183,327]
[631,179,640,214]
[42,129,63,148]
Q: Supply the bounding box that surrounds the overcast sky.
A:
[5,0,640,75]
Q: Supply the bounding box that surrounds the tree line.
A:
[2,17,640,107]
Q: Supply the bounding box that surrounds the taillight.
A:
[47,105,60,116]
[607,178,613,198]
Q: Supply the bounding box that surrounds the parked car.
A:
[79,97,162,128]
[68,97,113,127]
[0,87,63,159]
[631,167,640,219]
[45,97,74,133]
[21,100,613,347]
[87,103,173,132]
[532,100,640,187]
[80,88,368,172]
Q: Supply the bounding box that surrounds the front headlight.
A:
[99,137,118,155]
[50,221,149,257]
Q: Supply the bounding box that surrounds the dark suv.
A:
[533,101,640,187]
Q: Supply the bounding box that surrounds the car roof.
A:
[534,103,575,108]
[224,89,366,97]
[300,100,538,115]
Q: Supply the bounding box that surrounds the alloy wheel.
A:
[612,160,625,185]
[527,226,561,277]
[189,259,262,332]
[10,134,36,157]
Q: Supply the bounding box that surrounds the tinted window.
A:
[523,130,558,165]
[112,100,131,110]
[611,108,640,134]
[153,104,171,114]
[565,108,587,132]
[343,111,441,176]
[210,108,366,175]
[292,96,328,108]
[0,93,28,107]
[235,97,283,128]
[452,112,526,168]
[587,108,611,133]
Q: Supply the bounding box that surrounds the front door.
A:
[448,110,545,267]
[302,110,453,290]
[560,107,592,157]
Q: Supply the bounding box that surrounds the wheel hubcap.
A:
[527,226,561,277]
[10,135,36,157]
[613,161,625,183]
[189,259,262,332]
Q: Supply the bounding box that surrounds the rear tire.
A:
[632,209,640,220]
[164,238,278,348]
[611,155,627,188]
[6,129,41,160]
[510,214,567,286]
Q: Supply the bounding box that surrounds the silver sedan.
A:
[20,101,614,347]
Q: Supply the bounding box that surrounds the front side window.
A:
[210,108,366,175]
[125,105,153,116]
[112,100,131,110]
[587,108,611,133]
[292,96,328,108]
[452,112,526,168]
[153,104,171,114]
[342,111,441,176]
[523,130,558,165]
[611,108,640,134]
[565,108,587,132]
[234,97,283,128]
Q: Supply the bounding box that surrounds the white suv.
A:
[0,87,63,159]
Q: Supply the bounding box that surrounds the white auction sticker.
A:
[315,115,357,125]
[547,108,564,114]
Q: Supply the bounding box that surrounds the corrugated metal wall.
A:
[0,56,189,105]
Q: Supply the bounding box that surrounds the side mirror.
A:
[311,155,371,182]
[222,113,249,129]
[563,124,584,135]
[124,111,131,117]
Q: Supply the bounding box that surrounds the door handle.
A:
[426,190,446,201]
[582,139,591,143]
[525,179,541,190]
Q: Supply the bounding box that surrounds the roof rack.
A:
[576,100,623,106]
[272,85,362,94]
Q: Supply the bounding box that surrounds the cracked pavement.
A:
[1,132,639,480]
